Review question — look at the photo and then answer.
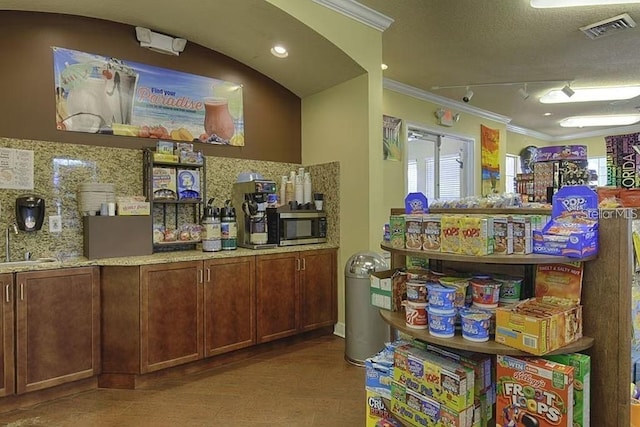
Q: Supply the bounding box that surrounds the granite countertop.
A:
[0,243,339,273]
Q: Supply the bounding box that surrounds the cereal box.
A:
[460,216,494,256]
[493,216,513,255]
[390,215,406,249]
[496,355,574,427]
[441,215,462,254]
[366,390,403,427]
[511,216,532,254]
[152,167,177,200]
[544,353,590,427]
[422,215,441,251]
[390,381,440,427]
[177,169,201,200]
[405,214,424,250]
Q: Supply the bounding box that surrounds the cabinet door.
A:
[256,252,299,343]
[0,274,13,396]
[300,249,337,332]
[203,257,256,357]
[140,261,203,373]
[15,267,99,394]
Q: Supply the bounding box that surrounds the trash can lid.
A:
[345,252,388,278]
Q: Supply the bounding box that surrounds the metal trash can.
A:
[344,251,390,366]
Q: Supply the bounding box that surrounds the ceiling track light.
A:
[562,83,575,97]
[518,83,530,100]
[462,87,474,103]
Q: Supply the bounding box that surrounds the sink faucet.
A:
[5,224,17,262]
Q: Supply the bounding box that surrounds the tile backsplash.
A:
[0,137,339,261]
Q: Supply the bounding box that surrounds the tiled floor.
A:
[0,335,366,427]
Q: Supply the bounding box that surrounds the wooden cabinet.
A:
[256,249,336,343]
[299,249,337,332]
[256,252,299,343]
[203,257,255,357]
[0,273,13,397]
[140,261,203,373]
[15,267,100,394]
[101,260,203,379]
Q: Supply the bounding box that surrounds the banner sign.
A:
[480,125,500,196]
[53,47,244,146]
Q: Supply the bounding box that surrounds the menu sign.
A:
[0,148,34,190]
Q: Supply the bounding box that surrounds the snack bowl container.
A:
[427,307,456,338]
[470,279,501,308]
[459,307,492,342]
[438,276,469,308]
[406,281,428,303]
[426,284,456,313]
[404,301,428,329]
[494,275,523,304]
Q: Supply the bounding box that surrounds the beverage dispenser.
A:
[15,195,45,232]
[231,180,277,249]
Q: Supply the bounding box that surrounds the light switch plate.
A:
[49,215,62,233]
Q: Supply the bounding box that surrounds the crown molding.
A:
[383,78,512,125]
[312,0,394,31]
[506,123,554,142]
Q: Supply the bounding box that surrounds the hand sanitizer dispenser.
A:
[16,195,45,232]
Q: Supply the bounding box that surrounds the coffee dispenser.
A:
[16,195,45,232]
[231,180,277,249]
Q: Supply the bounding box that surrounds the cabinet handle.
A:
[199,269,203,284]
[302,258,306,271]
[296,258,300,271]
[4,284,9,303]
[20,283,24,301]
[207,268,211,283]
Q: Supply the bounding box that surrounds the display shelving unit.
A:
[143,148,206,252]
[380,207,632,426]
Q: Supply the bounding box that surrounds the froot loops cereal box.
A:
[496,355,574,427]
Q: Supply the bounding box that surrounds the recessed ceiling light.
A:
[270,45,288,58]
[560,114,640,127]
[544,112,553,116]
[381,63,388,70]
[540,86,640,103]
[531,0,640,7]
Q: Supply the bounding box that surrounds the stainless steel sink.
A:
[0,258,57,267]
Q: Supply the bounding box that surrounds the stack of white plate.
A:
[78,183,115,215]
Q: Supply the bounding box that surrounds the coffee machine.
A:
[16,195,45,232]
[232,180,278,249]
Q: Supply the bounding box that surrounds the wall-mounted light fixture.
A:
[135,27,187,56]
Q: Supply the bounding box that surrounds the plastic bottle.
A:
[202,198,221,252]
[303,172,312,204]
[221,200,237,251]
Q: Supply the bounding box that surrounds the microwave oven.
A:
[266,209,327,246]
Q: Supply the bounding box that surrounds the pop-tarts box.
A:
[405,192,429,214]
[533,186,599,258]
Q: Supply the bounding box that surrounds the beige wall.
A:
[382,89,508,210]
[268,0,383,328]
[507,132,608,158]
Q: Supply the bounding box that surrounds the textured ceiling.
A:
[2,0,640,140]
[359,0,640,140]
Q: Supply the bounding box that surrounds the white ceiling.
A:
[2,0,640,141]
